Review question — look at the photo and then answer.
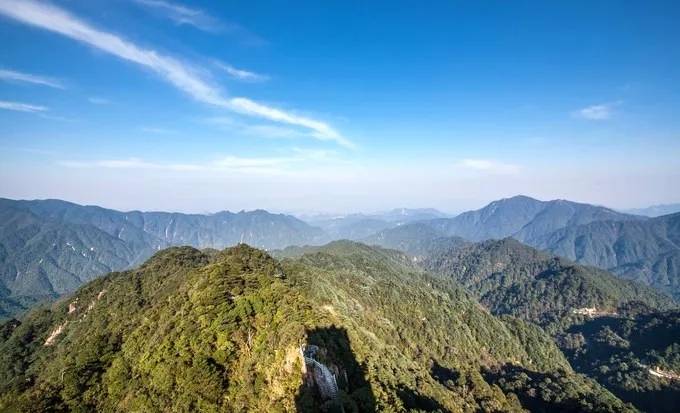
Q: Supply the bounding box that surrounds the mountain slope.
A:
[559,310,680,413]
[419,238,679,411]
[535,213,680,299]
[369,196,680,300]
[0,243,633,412]
[426,195,643,243]
[0,198,326,315]
[421,238,675,331]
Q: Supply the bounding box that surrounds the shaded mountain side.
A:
[421,238,676,331]
[425,195,643,243]
[0,198,327,316]
[558,310,680,413]
[0,242,631,412]
[534,213,680,300]
[0,206,152,304]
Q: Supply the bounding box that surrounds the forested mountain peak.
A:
[0,242,633,412]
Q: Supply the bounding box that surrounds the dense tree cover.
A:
[422,238,675,332]
[559,310,680,412]
[418,237,680,411]
[482,364,635,412]
[0,242,631,412]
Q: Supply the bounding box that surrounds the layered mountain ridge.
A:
[0,198,326,314]
[367,196,680,299]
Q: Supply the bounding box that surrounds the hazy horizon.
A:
[2,193,679,218]
[1,1,679,213]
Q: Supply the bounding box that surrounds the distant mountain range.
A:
[2,195,680,319]
[366,195,680,300]
[0,198,326,314]
[302,208,451,240]
[425,195,644,243]
[624,203,680,217]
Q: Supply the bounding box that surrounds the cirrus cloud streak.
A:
[0,0,350,148]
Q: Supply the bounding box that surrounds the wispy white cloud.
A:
[132,0,266,45]
[59,158,203,171]
[241,124,302,139]
[228,98,353,148]
[88,97,111,105]
[140,126,176,134]
[572,102,621,120]
[57,149,348,177]
[457,159,520,175]
[0,100,48,112]
[205,117,308,139]
[0,0,350,147]
[58,156,292,176]
[215,61,269,82]
[132,0,220,32]
[0,68,64,89]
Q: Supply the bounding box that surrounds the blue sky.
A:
[0,0,679,213]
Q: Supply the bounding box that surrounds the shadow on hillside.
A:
[482,363,628,413]
[395,386,449,412]
[295,326,376,413]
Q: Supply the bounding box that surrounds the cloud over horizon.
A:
[457,158,521,175]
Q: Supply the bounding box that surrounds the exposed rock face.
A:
[43,321,67,346]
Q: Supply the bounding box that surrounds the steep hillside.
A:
[420,238,679,411]
[559,310,680,413]
[0,243,632,412]
[0,198,326,316]
[421,238,675,331]
[535,213,680,299]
